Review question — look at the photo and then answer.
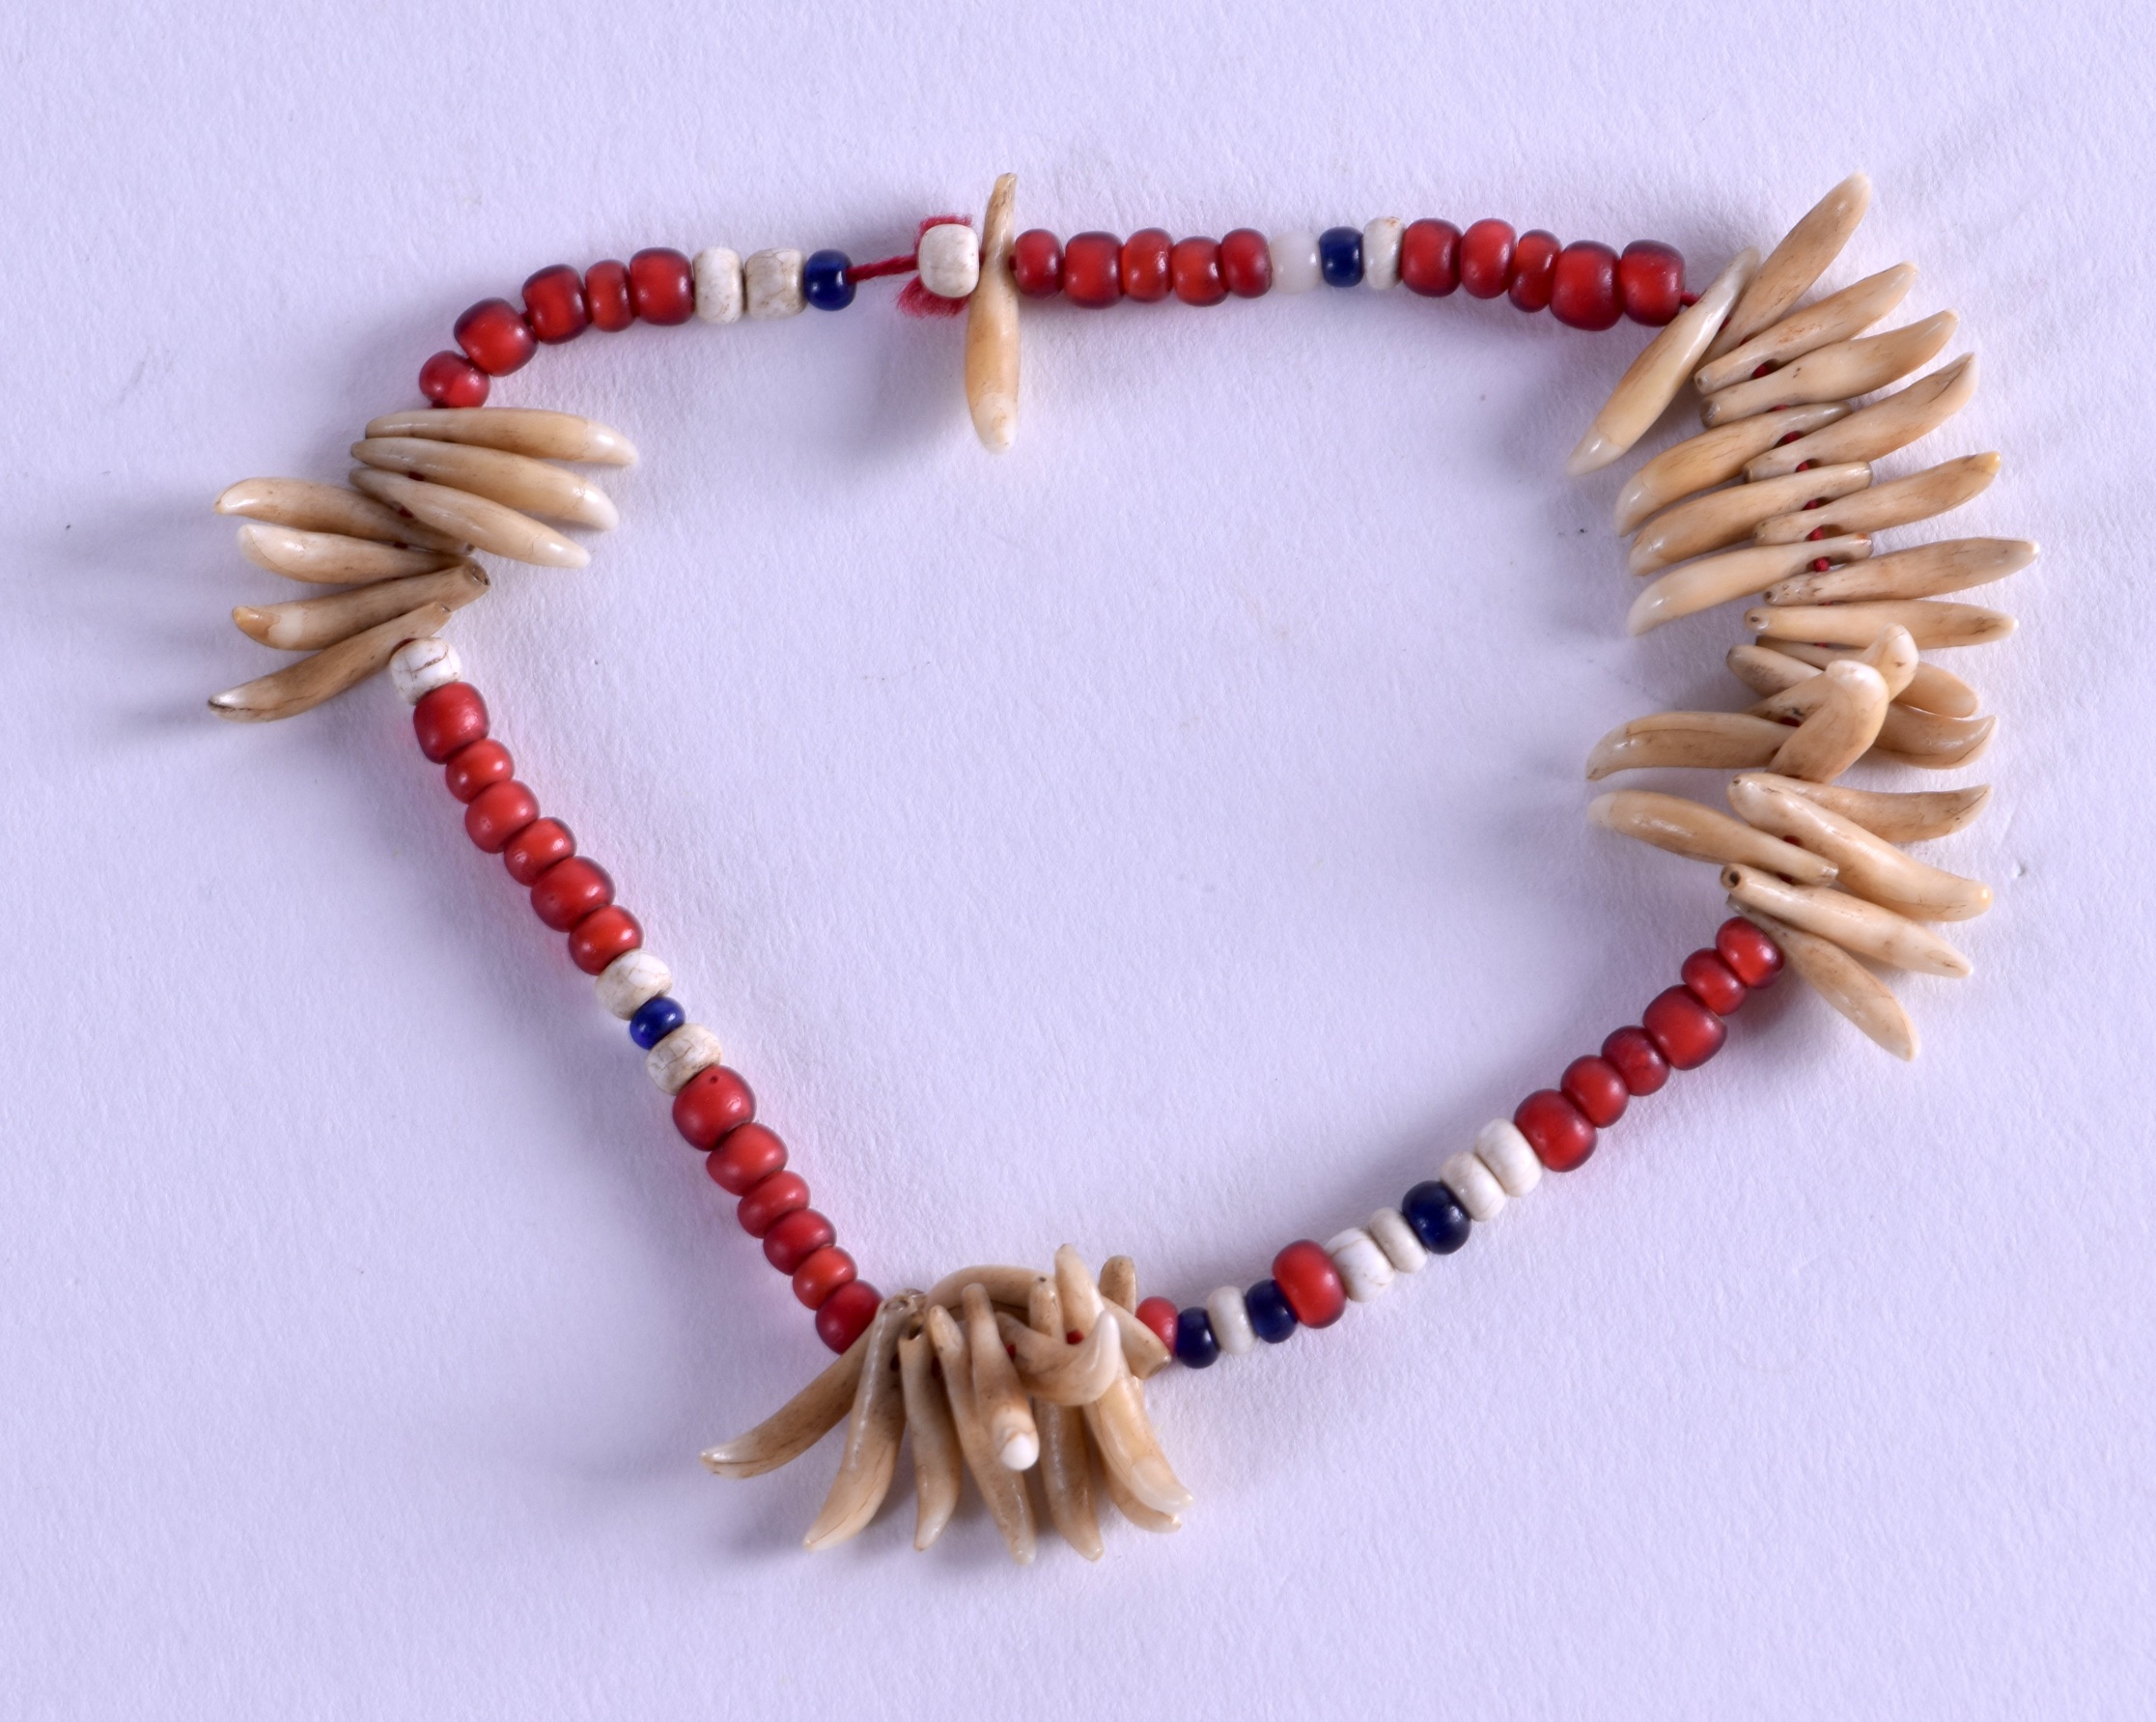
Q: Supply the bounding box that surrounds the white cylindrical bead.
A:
[1362,217,1404,290]
[915,222,981,299]
[743,248,805,319]
[1441,1148,1508,1223]
[693,248,744,324]
[597,949,673,1020]
[1326,1228,1395,1302]
[1205,1287,1256,1357]
[1474,1117,1544,1197]
[1367,1207,1428,1274]
[1270,230,1323,294]
[646,1023,723,1094]
[388,636,461,704]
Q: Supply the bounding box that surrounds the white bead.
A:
[1474,1117,1544,1198]
[1441,1148,1508,1223]
[646,1023,723,1094]
[1362,217,1404,290]
[743,248,804,319]
[1367,1207,1428,1273]
[388,636,461,704]
[1327,1228,1395,1302]
[597,949,672,1019]
[693,248,744,324]
[915,222,981,299]
[1205,1286,1256,1356]
[1270,230,1323,293]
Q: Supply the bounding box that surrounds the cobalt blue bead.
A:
[1244,1279,1299,1344]
[1402,1180,1472,1255]
[1173,1307,1220,1369]
[629,995,686,1050]
[803,249,855,310]
[1318,226,1364,287]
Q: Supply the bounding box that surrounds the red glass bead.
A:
[1459,219,1516,299]
[792,1246,857,1310]
[1515,1088,1597,1172]
[675,1067,758,1154]
[1642,985,1727,1070]
[707,1123,786,1196]
[418,350,489,409]
[1170,237,1225,306]
[737,1171,809,1239]
[1716,917,1784,989]
[629,247,695,325]
[463,779,539,853]
[1062,232,1123,307]
[1120,228,1173,302]
[1271,1240,1346,1330]
[1618,240,1687,326]
[1551,241,1622,330]
[816,1280,882,1352]
[529,855,613,931]
[453,298,536,377]
[1507,229,1561,312]
[1011,229,1065,296]
[1219,228,1273,297]
[585,260,634,331]
[1134,1296,1179,1352]
[501,817,574,886]
[1681,947,1749,1016]
[568,905,641,975]
[442,738,513,804]
[1399,218,1462,296]
[521,264,589,344]
[764,1207,836,1275]
[1601,1026,1670,1097]
[412,683,487,763]
[1560,1055,1631,1128]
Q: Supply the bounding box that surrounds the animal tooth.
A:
[1746,598,2015,651]
[1874,708,1996,771]
[1050,1245,1170,1379]
[1627,535,1870,635]
[352,437,618,529]
[1699,311,1957,427]
[1733,903,1918,1060]
[802,1293,917,1551]
[1705,171,1873,360]
[361,407,638,466]
[965,172,1020,451]
[1764,535,2035,606]
[1611,403,1850,535]
[924,1303,1037,1564]
[1082,1343,1194,1517]
[1694,262,1918,395]
[1099,1256,1138,1313]
[1753,452,2000,543]
[349,468,588,568]
[962,1283,1041,1471]
[1012,1313,1123,1408]
[702,1314,876,1478]
[237,522,462,586]
[1628,462,1871,576]
[1740,638,1979,719]
[926,1263,1037,1312]
[213,476,467,552]
[1744,353,1977,480]
[1588,789,1840,885]
[1101,1454,1182,1534]
[233,562,488,652]
[1720,864,1972,977]
[1584,711,1791,778]
[896,1330,962,1551]
[208,601,451,722]
[1027,1284,1103,1561]
[1747,624,1917,712]
[1728,773,1991,844]
[1768,661,1890,781]
[1727,778,1992,920]
[1567,248,1757,475]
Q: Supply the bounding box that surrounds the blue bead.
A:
[628,995,686,1050]
[1244,1279,1299,1344]
[1402,1180,1472,1255]
[803,249,855,311]
[1173,1307,1220,1369]
[1318,226,1364,287]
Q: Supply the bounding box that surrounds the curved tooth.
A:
[1753,452,2000,544]
[363,407,637,466]
[1732,903,1918,1060]
[701,1313,875,1478]
[208,601,451,722]
[1628,535,1869,635]
[1611,403,1849,535]
[1588,790,1838,885]
[1694,263,1918,395]
[1585,711,1792,778]
[214,477,467,552]
[1721,864,1972,977]
[1700,311,1956,427]
[1027,1284,1103,1561]
[1081,1344,1193,1516]
[897,1330,963,1551]
[1101,1457,1182,1534]
[1746,625,1917,715]
[350,468,588,568]
[965,172,1021,451]
[234,563,488,651]
[1745,354,1977,480]
[1872,708,1996,771]
[1706,171,1873,361]
[1014,1311,1125,1408]
[1099,1256,1138,1313]
[1729,773,1991,845]
[1766,535,2034,606]
[926,1263,1038,1313]
[1768,661,1890,781]
[1567,249,1757,475]
[924,1304,1035,1563]
[802,1293,918,1551]
[962,1283,1040,1471]
[237,522,462,586]
[1052,1245,1170,1380]
[352,438,617,530]
[1746,598,2015,651]
[1728,778,1991,919]
[1629,462,1871,576]
[1752,638,1979,720]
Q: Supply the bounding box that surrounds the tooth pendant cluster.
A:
[701,1248,1188,1564]
[1569,173,2023,1060]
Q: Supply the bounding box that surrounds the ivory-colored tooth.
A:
[1699,311,1956,427]
[1101,1454,1182,1534]
[1744,353,1977,480]
[208,601,452,722]
[1566,248,1758,476]
[1721,864,1972,977]
[994,1310,1067,1377]
[926,1263,1037,1313]
[1046,1245,1169,1379]
[1768,661,1890,781]
[897,1330,963,1550]
[1746,598,2015,651]
[1729,773,1991,844]
[1745,623,1916,713]
[963,1283,1040,1471]
[1872,707,1996,772]
[802,1293,916,1551]
[237,522,462,586]
[1694,263,1918,395]
[1584,711,1791,778]
[1082,1344,1193,1516]
[1727,778,1992,919]
[1611,403,1850,535]
[1754,452,2001,544]
[1766,535,2034,606]
[1705,171,1873,361]
[351,438,619,530]
[1736,903,1918,1059]
[361,407,637,466]
[349,468,589,569]
[923,1304,1035,1564]
[213,476,467,552]
[1026,1286,1103,1560]
[1627,535,1870,635]
[1012,1311,1123,1408]
[1750,638,1980,719]
[1628,462,1871,576]
[702,1316,874,1478]
[1589,789,1839,885]
[965,172,1020,452]
[233,562,488,652]
[1098,1256,1137,1313]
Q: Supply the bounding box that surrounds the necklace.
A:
[206,170,2016,1564]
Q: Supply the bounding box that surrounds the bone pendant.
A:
[1099,1256,1138,1313]
[1706,171,1873,360]
[965,173,1020,451]
[1753,452,2000,544]
[1744,353,1977,480]
[963,1283,1040,1471]
[1752,638,1980,719]
[897,1331,963,1550]
[1746,599,2016,651]
[350,468,589,567]
[237,522,463,586]
[1628,462,1872,576]
[208,601,452,722]
[1727,777,1991,919]
[1699,311,1956,427]
[1027,1284,1103,1560]
[1628,535,1870,635]
[1767,660,1890,781]
[1744,624,1917,713]
[233,562,488,651]
[1585,711,1791,778]
[802,1294,917,1551]
[1611,403,1849,536]
[702,1318,875,1478]
[1734,903,1918,1060]
[1765,535,2034,606]
[1083,1346,1194,1517]
[925,1304,1037,1564]
[1588,789,1839,885]
[214,477,468,552]
[1728,773,1991,844]
[362,407,638,466]
[1694,263,1918,395]
[1721,864,1972,977]
[351,438,619,529]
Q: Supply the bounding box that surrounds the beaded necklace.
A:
[209,170,2016,1564]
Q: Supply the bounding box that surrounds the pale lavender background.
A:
[2,1,2150,1715]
